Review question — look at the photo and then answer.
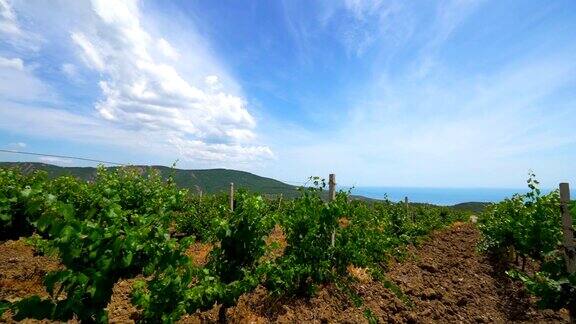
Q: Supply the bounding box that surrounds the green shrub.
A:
[0,168,52,240]
[174,193,229,242]
[479,173,576,316]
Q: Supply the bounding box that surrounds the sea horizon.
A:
[346,186,553,206]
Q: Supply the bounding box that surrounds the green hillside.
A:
[0,162,488,211]
[450,202,491,213]
[0,162,299,198]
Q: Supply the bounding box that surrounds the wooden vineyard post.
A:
[405,196,412,222]
[196,185,203,200]
[329,174,336,247]
[278,193,283,209]
[229,182,235,212]
[328,174,336,201]
[560,183,576,323]
[559,183,576,274]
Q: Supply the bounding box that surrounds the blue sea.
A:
[347,186,547,206]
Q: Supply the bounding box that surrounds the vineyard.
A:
[0,166,574,323]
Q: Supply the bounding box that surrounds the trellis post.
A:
[559,183,576,273]
[229,182,234,212]
[405,196,412,222]
[329,174,336,247]
[328,174,336,201]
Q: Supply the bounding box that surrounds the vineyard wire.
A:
[0,149,310,186]
[0,149,127,166]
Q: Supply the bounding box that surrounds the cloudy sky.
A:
[0,0,575,188]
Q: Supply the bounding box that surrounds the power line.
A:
[280,180,308,186]
[0,149,127,166]
[0,149,321,186]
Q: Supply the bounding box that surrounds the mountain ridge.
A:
[0,162,300,198]
[0,162,490,212]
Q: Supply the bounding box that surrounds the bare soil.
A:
[0,223,570,323]
[225,222,569,323]
[385,222,569,323]
[262,224,287,262]
[0,240,60,302]
[186,242,214,267]
[0,239,67,323]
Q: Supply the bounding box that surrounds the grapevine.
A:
[0,166,468,322]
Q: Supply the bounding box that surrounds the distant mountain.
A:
[0,162,299,198]
[0,162,489,211]
[450,202,491,213]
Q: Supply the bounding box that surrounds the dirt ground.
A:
[0,239,65,324]
[0,239,61,302]
[385,222,569,323]
[0,223,570,323]
[225,222,570,323]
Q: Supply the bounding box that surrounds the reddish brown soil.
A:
[0,239,61,302]
[386,222,569,323]
[262,224,287,262]
[338,217,350,229]
[1,223,570,323]
[0,239,66,323]
[226,223,570,323]
[105,242,215,323]
[105,278,141,323]
[186,242,214,267]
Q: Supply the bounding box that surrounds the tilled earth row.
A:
[225,222,569,323]
[0,223,570,323]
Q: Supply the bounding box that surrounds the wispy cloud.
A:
[0,0,272,163]
[0,0,574,188]
[0,0,21,37]
[412,0,484,78]
[259,0,576,187]
[0,102,273,164]
[71,0,259,144]
[0,0,41,50]
[280,0,315,65]
[157,38,180,60]
[271,49,576,186]
[0,54,50,102]
[61,63,79,80]
[38,156,74,165]
[320,0,415,57]
[6,142,26,149]
[320,0,482,61]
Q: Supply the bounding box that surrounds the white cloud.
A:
[0,55,23,70]
[0,3,51,101]
[323,0,481,59]
[343,0,384,20]
[0,0,271,164]
[285,53,576,187]
[71,32,105,71]
[157,38,180,60]
[71,0,262,148]
[0,103,273,163]
[205,75,220,86]
[324,0,413,56]
[0,0,41,50]
[411,0,483,78]
[6,142,26,149]
[0,0,20,36]
[38,156,74,165]
[61,63,78,78]
[0,55,50,101]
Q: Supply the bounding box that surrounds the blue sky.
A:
[0,0,575,188]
